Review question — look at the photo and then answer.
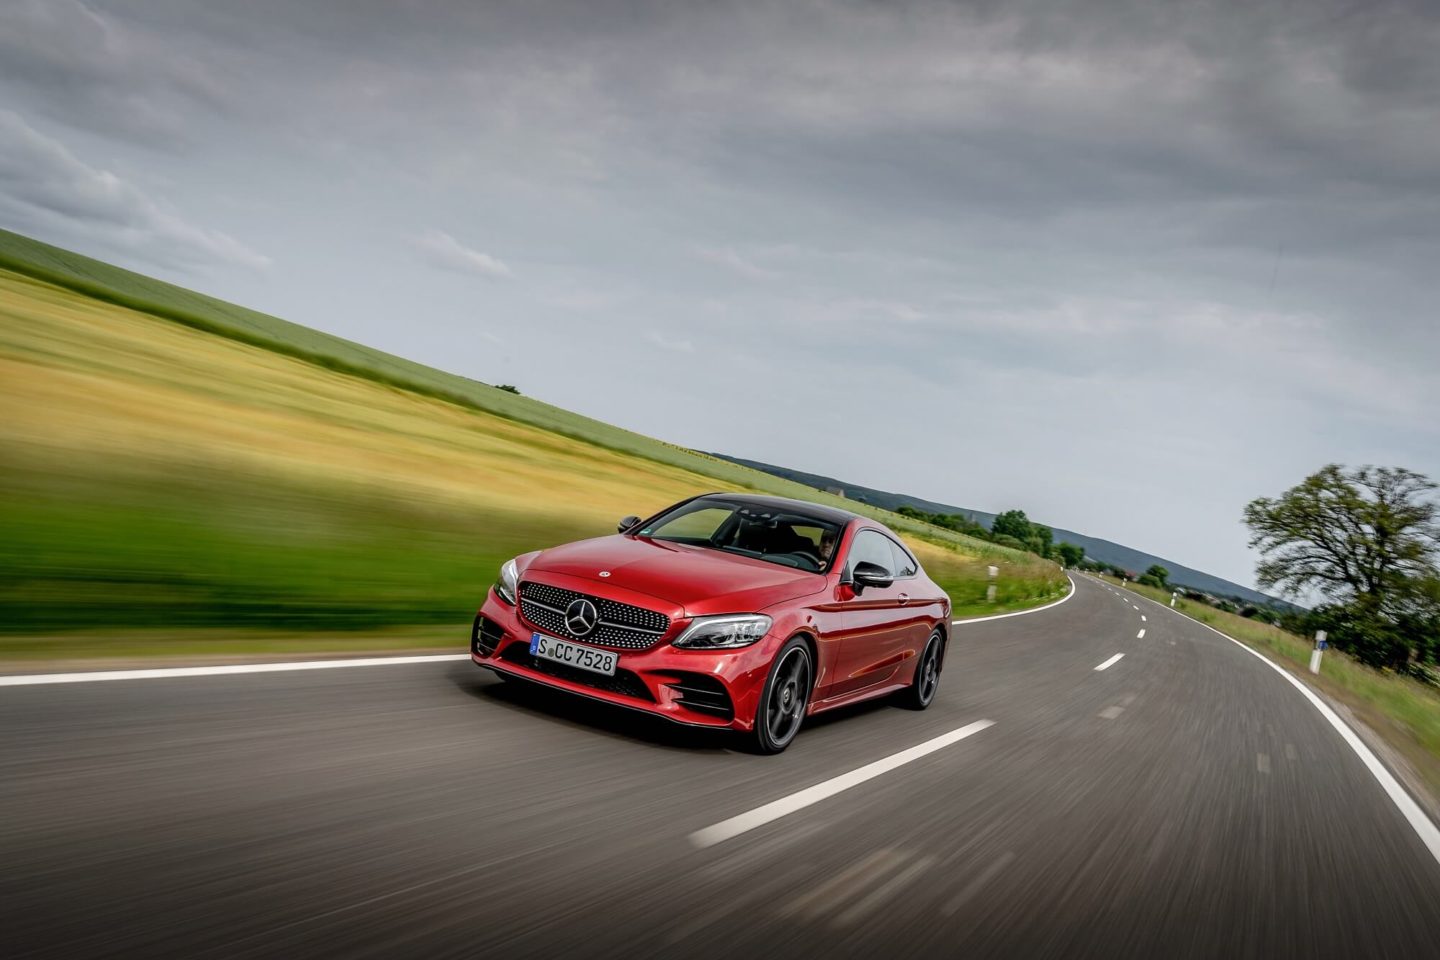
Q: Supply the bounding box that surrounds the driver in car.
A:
[817,527,839,565]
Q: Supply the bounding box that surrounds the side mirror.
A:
[618,515,642,534]
[851,560,893,592]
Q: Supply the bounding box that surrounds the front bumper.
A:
[471,587,775,730]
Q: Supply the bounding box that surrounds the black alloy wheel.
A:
[900,630,943,710]
[752,638,812,754]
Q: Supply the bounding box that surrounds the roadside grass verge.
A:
[1101,575,1440,797]
[0,261,1064,657]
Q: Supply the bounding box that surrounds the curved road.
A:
[2,576,1438,958]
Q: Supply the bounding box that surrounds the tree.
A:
[1056,542,1085,567]
[1027,524,1053,557]
[1144,564,1170,588]
[991,509,1031,542]
[1244,465,1440,668]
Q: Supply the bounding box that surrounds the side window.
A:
[846,530,895,577]
[890,539,918,578]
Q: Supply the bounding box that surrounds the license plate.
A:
[529,633,617,676]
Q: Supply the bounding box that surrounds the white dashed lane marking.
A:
[690,721,995,848]
[1094,654,1125,671]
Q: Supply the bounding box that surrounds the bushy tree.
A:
[1244,465,1440,668]
[991,510,1031,542]
[1056,542,1085,567]
[1144,564,1170,588]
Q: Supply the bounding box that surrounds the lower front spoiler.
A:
[473,654,737,730]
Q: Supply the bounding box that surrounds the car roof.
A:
[693,492,864,526]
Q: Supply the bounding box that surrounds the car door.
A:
[884,536,938,668]
[830,529,912,697]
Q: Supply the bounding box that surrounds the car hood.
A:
[522,535,826,616]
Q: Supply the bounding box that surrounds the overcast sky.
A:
[3,0,1438,589]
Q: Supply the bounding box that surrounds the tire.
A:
[748,637,813,754]
[899,630,943,710]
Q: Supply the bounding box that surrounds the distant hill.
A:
[711,454,1297,610]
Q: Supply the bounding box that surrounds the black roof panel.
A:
[694,492,863,526]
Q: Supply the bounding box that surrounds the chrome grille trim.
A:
[519,596,664,634]
[518,581,671,650]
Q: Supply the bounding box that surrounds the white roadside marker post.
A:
[1309,630,1327,675]
[986,565,998,604]
[1170,590,1178,608]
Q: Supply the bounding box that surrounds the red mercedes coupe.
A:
[471,493,951,752]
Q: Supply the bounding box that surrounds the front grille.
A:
[665,673,734,721]
[473,614,504,656]
[518,581,670,651]
[500,645,653,701]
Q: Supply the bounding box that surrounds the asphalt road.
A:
[3,575,1438,958]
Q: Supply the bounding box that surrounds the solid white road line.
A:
[1137,629,1146,639]
[0,654,471,687]
[1128,586,1440,868]
[953,576,1075,625]
[1094,653,1125,671]
[689,720,996,848]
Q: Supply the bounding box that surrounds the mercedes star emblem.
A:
[564,598,599,637]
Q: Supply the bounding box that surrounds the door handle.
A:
[897,593,910,605]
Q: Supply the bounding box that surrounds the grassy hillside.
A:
[0,235,1065,656]
[0,229,1042,563]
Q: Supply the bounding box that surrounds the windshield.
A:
[637,500,844,573]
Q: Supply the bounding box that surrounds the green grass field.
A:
[1101,575,1440,795]
[0,231,1065,658]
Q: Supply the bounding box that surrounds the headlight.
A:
[495,558,519,604]
[673,614,772,650]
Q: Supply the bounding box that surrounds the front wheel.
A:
[899,630,943,710]
[749,637,813,754]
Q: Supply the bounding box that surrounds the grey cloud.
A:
[0,110,269,270]
[0,0,1436,587]
[412,230,513,280]
[0,0,234,144]
[694,246,778,282]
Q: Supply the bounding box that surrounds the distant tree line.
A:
[896,504,1087,569]
[898,503,1308,631]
